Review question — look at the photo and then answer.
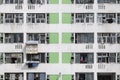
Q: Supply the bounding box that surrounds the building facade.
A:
[0,0,120,80]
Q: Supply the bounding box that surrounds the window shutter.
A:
[49,33,59,44]
[62,0,72,4]
[49,0,59,4]
[62,13,72,24]
[49,13,59,24]
[62,75,72,80]
[62,52,72,63]
[49,52,59,63]
[62,33,72,43]
[49,75,59,80]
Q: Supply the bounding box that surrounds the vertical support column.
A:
[23,0,27,63]
[94,72,97,80]
[94,33,97,64]
[24,72,27,80]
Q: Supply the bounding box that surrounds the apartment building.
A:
[0,0,120,80]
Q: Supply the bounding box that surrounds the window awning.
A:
[26,41,38,45]
[26,41,38,54]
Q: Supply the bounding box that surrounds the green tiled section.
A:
[62,75,72,80]
[62,33,72,43]
[62,52,71,63]
[49,0,59,4]
[62,13,71,24]
[49,52,59,63]
[49,13,59,24]
[49,33,59,44]
[49,75,59,80]
[0,53,3,64]
[62,0,71,4]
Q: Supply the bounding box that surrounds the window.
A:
[5,53,23,63]
[5,0,23,4]
[5,33,23,43]
[117,13,120,24]
[0,13,3,23]
[117,53,120,63]
[0,33,3,43]
[97,33,116,44]
[75,0,94,4]
[27,73,46,80]
[75,73,94,80]
[74,33,94,43]
[98,0,116,3]
[97,53,116,63]
[0,53,3,64]
[117,33,120,43]
[117,75,120,80]
[98,73,115,80]
[28,0,45,4]
[74,13,94,23]
[27,53,46,63]
[0,74,3,80]
[75,53,94,63]
[5,73,23,80]
[27,13,46,23]
[27,33,49,44]
[97,13,116,24]
[4,13,23,23]
[117,0,120,3]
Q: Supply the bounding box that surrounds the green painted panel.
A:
[50,75,59,80]
[62,0,71,4]
[49,52,59,63]
[49,33,59,44]
[62,33,72,43]
[62,75,72,80]
[62,52,71,63]
[49,0,59,4]
[62,13,72,24]
[49,13,59,24]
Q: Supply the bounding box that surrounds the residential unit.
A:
[0,0,120,80]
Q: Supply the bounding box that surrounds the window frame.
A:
[97,53,116,63]
[27,13,47,23]
[5,53,23,64]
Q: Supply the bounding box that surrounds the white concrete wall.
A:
[0,0,120,80]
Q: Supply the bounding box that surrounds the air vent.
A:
[28,5,35,10]
[98,64,105,69]
[86,4,93,9]
[86,44,93,49]
[15,4,22,10]
[85,64,93,69]
[98,44,105,49]
[15,44,22,49]
[98,4,105,9]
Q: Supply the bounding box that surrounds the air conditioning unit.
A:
[26,61,39,68]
